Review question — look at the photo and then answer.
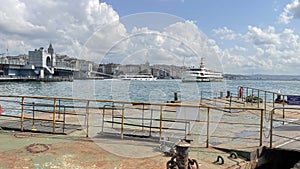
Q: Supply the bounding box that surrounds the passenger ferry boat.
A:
[182,58,223,82]
[119,74,157,81]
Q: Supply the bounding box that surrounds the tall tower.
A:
[48,43,54,56]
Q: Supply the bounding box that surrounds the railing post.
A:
[102,106,105,132]
[246,87,249,104]
[159,105,163,141]
[21,97,25,132]
[270,109,274,148]
[52,98,57,133]
[251,89,254,105]
[273,93,275,108]
[142,104,145,131]
[121,104,125,139]
[260,109,263,146]
[112,102,115,128]
[264,91,267,112]
[258,90,260,108]
[86,100,90,137]
[206,107,210,148]
[282,95,285,122]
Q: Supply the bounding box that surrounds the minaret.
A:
[48,43,54,56]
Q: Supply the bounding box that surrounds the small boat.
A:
[182,58,223,82]
[119,74,157,81]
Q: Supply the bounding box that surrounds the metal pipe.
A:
[260,109,263,146]
[264,91,267,112]
[149,109,153,137]
[58,99,61,119]
[282,95,285,122]
[270,108,274,148]
[258,90,260,108]
[121,104,125,139]
[102,107,105,132]
[246,87,248,103]
[86,100,90,137]
[112,102,114,128]
[52,98,57,133]
[142,104,144,131]
[206,107,210,148]
[159,105,163,141]
[32,102,35,131]
[251,89,254,105]
[21,97,25,131]
[63,106,66,133]
[273,93,275,108]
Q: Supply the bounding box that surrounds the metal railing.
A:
[0,94,266,148]
[268,107,300,148]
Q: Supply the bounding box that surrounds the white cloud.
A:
[218,25,300,75]
[0,0,121,56]
[246,26,281,46]
[212,27,239,40]
[278,0,300,24]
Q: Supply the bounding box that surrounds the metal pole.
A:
[258,90,260,108]
[112,102,114,128]
[251,89,254,105]
[86,100,90,137]
[159,105,163,141]
[260,109,263,146]
[206,107,210,148]
[246,87,249,103]
[121,104,125,139]
[264,91,267,112]
[52,98,57,133]
[282,95,285,123]
[21,97,25,132]
[149,109,153,137]
[31,102,36,131]
[58,99,61,119]
[63,106,66,133]
[142,104,144,131]
[270,109,274,148]
[273,93,275,108]
[102,107,105,132]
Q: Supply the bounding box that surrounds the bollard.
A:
[176,141,190,169]
[220,92,223,98]
[174,92,178,102]
[166,140,199,169]
[226,91,231,98]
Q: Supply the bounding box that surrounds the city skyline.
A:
[0,0,299,75]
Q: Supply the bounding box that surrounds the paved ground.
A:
[0,97,299,169]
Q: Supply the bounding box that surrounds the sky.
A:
[0,0,300,75]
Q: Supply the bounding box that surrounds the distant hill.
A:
[224,74,300,81]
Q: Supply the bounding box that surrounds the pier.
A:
[0,87,299,168]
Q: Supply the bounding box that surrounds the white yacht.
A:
[182,58,223,82]
[119,74,157,81]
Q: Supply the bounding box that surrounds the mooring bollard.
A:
[166,140,199,169]
[226,91,231,98]
[174,92,178,102]
[176,141,190,169]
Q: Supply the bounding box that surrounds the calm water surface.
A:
[0,79,299,102]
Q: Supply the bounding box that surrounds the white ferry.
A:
[119,74,157,81]
[182,58,223,82]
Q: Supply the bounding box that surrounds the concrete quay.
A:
[0,96,299,168]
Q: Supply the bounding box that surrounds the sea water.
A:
[0,79,300,103]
